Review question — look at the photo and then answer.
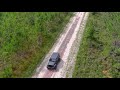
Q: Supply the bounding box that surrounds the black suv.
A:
[47,52,60,70]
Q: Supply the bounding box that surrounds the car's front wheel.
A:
[58,58,60,62]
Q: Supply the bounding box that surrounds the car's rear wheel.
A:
[54,65,57,70]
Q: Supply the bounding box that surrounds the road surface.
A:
[32,12,89,78]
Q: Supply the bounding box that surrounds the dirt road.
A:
[32,12,89,78]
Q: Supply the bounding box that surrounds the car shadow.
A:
[53,58,64,72]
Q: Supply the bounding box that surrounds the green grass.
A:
[0,12,73,78]
[73,12,120,78]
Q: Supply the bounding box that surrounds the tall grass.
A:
[0,12,73,78]
[73,12,120,78]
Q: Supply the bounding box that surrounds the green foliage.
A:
[0,12,73,78]
[3,64,12,78]
[73,12,120,78]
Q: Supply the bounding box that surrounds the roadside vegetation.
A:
[0,12,73,78]
[73,12,120,78]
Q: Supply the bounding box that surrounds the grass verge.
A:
[73,12,120,78]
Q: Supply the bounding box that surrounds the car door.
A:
[56,56,59,63]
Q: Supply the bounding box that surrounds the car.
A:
[47,52,60,70]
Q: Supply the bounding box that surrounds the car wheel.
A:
[55,65,57,70]
[59,58,60,62]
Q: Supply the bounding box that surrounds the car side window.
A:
[49,59,52,61]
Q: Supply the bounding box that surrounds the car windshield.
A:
[51,59,56,62]
[50,58,56,62]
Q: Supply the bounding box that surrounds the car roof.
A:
[51,52,59,59]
